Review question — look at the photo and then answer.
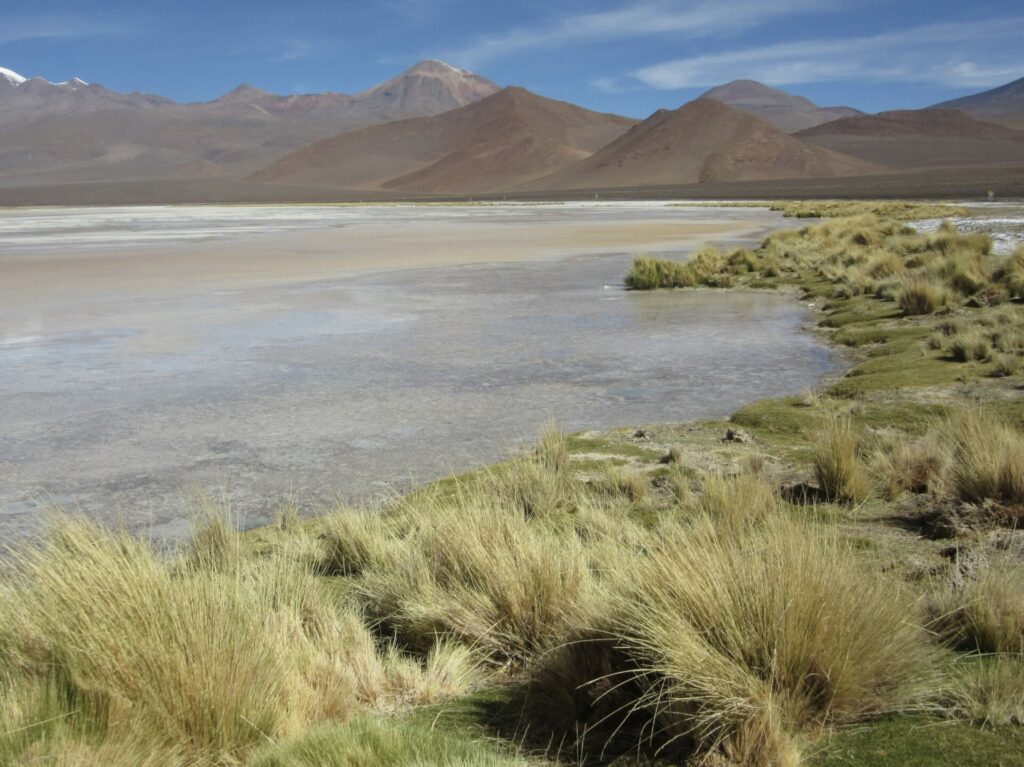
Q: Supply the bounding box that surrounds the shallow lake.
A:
[0,203,842,537]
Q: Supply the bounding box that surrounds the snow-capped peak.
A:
[411,59,468,76]
[0,67,27,86]
[0,68,90,90]
[427,59,460,72]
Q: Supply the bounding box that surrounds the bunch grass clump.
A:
[625,245,731,289]
[948,332,992,363]
[928,562,1024,654]
[0,517,478,765]
[813,412,872,503]
[943,410,1024,506]
[356,491,593,663]
[899,277,950,316]
[535,517,934,765]
[870,430,950,499]
[944,656,1024,727]
[682,470,779,530]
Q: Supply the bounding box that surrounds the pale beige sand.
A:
[2,214,772,335]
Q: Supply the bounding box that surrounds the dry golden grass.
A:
[929,560,1024,655]
[943,410,1024,505]
[317,509,399,576]
[625,244,731,289]
[0,518,477,765]
[532,516,935,765]
[251,715,526,767]
[899,277,949,316]
[590,465,649,503]
[870,430,951,500]
[6,406,1024,765]
[813,412,872,503]
[356,492,594,663]
[682,471,779,530]
[944,656,1024,727]
[948,332,993,363]
[768,201,969,220]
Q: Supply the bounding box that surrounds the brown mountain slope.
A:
[523,98,878,191]
[352,60,499,120]
[702,80,862,133]
[251,87,636,193]
[932,77,1024,131]
[796,109,1024,168]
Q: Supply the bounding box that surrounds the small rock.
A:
[659,446,682,465]
[939,544,989,587]
[723,428,749,444]
[633,428,651,441]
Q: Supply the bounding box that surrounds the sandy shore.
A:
[2,213,771,322]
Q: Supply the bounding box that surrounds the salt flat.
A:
[0,202,841,537]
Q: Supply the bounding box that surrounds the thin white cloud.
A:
[0,16,131,45]
[271,39,317,63]
[443,0,836,68]
[631,18,1024,90]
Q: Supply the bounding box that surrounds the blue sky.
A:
[2,1,1022,117]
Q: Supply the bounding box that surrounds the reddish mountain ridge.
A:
[932,76,1024,131]
[251,86,637,193]
[797,108,1024,168]
[523,98,879,191]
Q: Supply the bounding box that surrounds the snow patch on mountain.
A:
[0,67,27,86]
[1,68,90,89]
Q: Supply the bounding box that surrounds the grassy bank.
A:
[3,201,1024,766]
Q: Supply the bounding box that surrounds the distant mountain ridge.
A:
[0,61,500,186]
[2,66,1024,198]
[701,80,862,133]
[523,98,877,191]
[796,108,1024,168]
[252,86,636,193]
[931,76,1024,131]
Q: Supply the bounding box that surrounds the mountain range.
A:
[0,61,498,185]
[700,80,863,133]
[1,62,1023,199]
[253,87,635,193]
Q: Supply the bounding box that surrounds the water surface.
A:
[1,203,839,537]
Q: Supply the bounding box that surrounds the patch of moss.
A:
[731,396,822,441]
[827,353,966,397]
[833,325,930,350]
[810,716,1024,767]
[821,298,902,329]
[855,401,951,434]
[566,436,664,461]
